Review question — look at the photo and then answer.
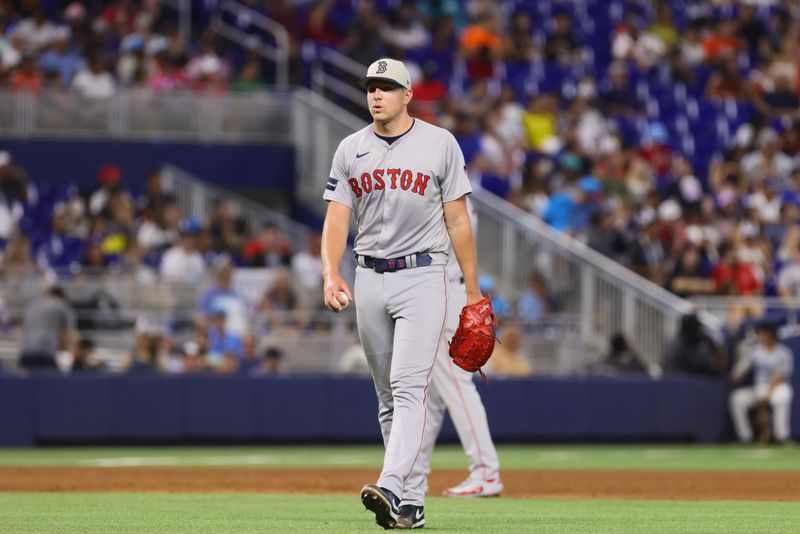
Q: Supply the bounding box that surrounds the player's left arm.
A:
[443,196,482,305]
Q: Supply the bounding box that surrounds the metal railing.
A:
[0,88,294,143]
[292,88,367,214]
[310,47,369,113]
[471,190,705,365]
[209,0,289,87]
[689,296,800,329]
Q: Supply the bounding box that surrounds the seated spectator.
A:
[207,305,244,370]
[740,128,794,184]
[137,199,181,253]
[208,199,248,254]
[160,220,206,284]
[18,285,74,371]
[71,54,115,99]
[242,223,292,268]
[35,203,84,272]
[291,233,323,308]
[2,233,36,279]
[599,62,641,117]
[70,338,103,373]
[522,93,559,152]
[517,271,559,322]
[705,53,747,101]
[12,7,62,52]
[729,321,794,444]
[380,1,429,51]
[458,11,501,79]
[545,7,578,64]
[478,274,512,318]
[662,313,726,376]
[182,329,211,373]
[260,347,284,375]
[503,10,535,62]
[124,320,161,373]
[778,251,800,303]
[702,18,743,63]
[38,31,85,88]
[260,267,306,332]
[239,332,263,375]
[486,322,532,377]
[543,176,603,236]
[197,256,248,336]
[89,164,123,216]
[629,213,668,285]
[230,56,267,93]
[10,53,43,94]
[80,237,110,272]
[604,333,648,374]
[666,244,715,298]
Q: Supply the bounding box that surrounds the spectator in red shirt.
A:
[11,54,43,95]
[712,241,762,296]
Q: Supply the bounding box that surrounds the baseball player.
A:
[404,198,503,505]
[321,58,481,530]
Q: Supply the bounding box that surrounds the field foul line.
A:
[77,454,370,467]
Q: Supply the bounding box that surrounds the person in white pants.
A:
[729,321,794,443]
[403,198,502,507]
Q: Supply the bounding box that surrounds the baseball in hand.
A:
[336,291,350,310]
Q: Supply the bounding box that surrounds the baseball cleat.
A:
[360,484,400,529]
[442,477,503,497]
[395,505,425,529]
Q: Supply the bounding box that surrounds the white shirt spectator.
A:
[12,18,64,51]
[778,260,800,299]
[291,249,323,300]
[72,68,115,99]
[160,244,205,284]
[137,220,178,251]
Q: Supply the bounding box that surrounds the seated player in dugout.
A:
[321,58,498,530]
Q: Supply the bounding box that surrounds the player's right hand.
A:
[323,274,353,313]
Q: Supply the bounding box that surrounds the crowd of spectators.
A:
[4,0,800,315]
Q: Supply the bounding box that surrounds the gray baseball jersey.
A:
[323,119,471,258]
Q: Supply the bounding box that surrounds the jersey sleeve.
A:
[322,140,353,209]
[440,132,473,203]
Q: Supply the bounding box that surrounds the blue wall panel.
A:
[35,376,114,441]
[0,377,35,446]
[1,375,792,446]
[109,377,183,440]
[0,139,294,192]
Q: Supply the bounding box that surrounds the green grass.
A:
[0,444,798,471]
[0,493,798,534]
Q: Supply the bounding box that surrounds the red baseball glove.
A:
[449,297,497,383]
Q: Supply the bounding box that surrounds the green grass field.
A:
[1,445,799,534]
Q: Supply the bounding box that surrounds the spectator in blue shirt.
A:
[197,255,248,337]
[207,305,244,371]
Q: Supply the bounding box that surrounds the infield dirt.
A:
[1,467,799,501]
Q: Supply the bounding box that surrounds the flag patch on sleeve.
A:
[326,177,338,191]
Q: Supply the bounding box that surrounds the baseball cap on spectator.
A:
[658,198,682,221]
[65,2,86,21]
[678,174,703,203]
[359,58,412,90]
[646,122,669,144]
[97,164,121,185]
[559,152,583,173]
[178,218,202,235]
[578,175,602,194]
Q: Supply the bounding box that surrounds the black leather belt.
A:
[356,252,432,273]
